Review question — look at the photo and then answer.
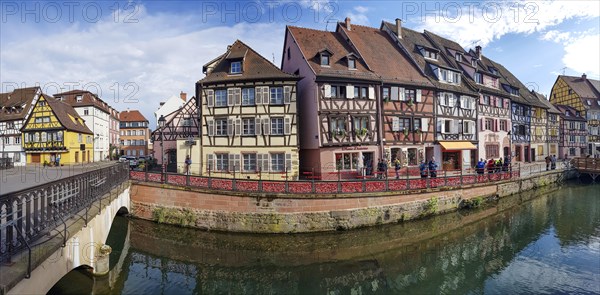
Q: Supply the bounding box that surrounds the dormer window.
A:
[455,53,462,62]
[471,59,477,67]
[76,95,82,102]
[587,100,592,106]
[320,53,330,66]
[230,61,242,74]
[488,67,498,75]
[348,58,356,69]
[474,72,483,84]
[424,49,437,60]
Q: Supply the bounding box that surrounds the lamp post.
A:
[158,115,166,183]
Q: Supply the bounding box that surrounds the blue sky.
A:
[1,0,599,130]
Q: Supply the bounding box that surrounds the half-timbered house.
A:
[151,97,200,173]
[550,74,600,157]
[283,25,381,178]
[337,19,434,170]
[0,87,41,166]
[197,40,300,179]
[555,105,587,158]
[21,94,93,164]
[532,91,561,160]
[382,20,479,171]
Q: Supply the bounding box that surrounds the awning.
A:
[439,141,476,150]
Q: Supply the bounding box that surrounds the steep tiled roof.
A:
[483,58,546,108]
[381,22,478,96]
[0,87,40,122]
[337,22,431,87]
[561,75,600,99]
[54,90,111,114]
[287,26,380,81]
[199,40,298,84]
[119,110,148,122]
[42,96,93,134]
[531,91,561,114]
[555,104,587,121]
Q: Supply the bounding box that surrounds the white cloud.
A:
[0,5,284,129]
[413,0,599,48]
[541,30,572,43]
[346,6,370,26]
[563,34,600,77]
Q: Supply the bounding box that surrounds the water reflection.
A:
[51,183,600,294]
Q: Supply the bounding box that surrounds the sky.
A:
[1,0,599,130]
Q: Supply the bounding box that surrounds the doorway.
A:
[524,146,530,162]
[362,152,373,176]
[31,154,40,163]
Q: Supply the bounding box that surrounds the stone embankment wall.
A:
[129,170,574,233]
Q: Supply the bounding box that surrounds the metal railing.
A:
[130,164,522,195]
[0,162,129,273]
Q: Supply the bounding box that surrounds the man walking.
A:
[428,157,438,178]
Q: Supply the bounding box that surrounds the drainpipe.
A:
[377,79,384,159]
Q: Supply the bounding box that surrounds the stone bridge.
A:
[0,163,130,295]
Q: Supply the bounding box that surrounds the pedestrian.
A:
[185,155,192,175]
[394,158,401,179]
[551,155,556,170]
[545,156,551,171]
[487,158,495,174]
[428,157,438,178]
[419,159,428,178]
[502,156,509,172]
[377,159,384,179]
[476,158,485,175]
[55,154,61,166]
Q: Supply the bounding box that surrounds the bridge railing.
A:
[0,162,129,267]
[572,157,600,172]
[130,165,521,195]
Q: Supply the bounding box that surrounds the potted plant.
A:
[407,99,414,107]
[403,128,409,136]
[357,127,368,137]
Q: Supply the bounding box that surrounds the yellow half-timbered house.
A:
[21,94,93,165]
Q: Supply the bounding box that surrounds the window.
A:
[15,136,20,144]
[474,73,483,84]
[3,137,9,145]
[329,85,346,98]
[500,120,508,131]
[76,95,82,102]
[230,61,242,74]
[455,53,462,62]
[568,89,573,95]
[482,95,490,105]
[443,120,453,133]
[413,118,422,131]
[348,58,356,69]
[440,93,456,107]
[215,118,228,136]
[398,118,411,131]
[182,116,192,127]
[518,125,526,135]
[242,118,255,135]
[471,59,477,67]
[215,90,227,107]
[215,154,229,171]
[405,89,415,102]
[243,154,257,172]
[270,87,283,105]
[78,134,82,143]
[242,88,255,105]
[423,49,437,60]
[361,87,367,99]
[382,87,390,101]
[84,108,89,115]
[463,121,474,134]
[270,118,284,135]
[485,144,500,158]
[489,67,498,75]
[485,118,494,130]
[125,140,131,146]
[270,153,285,172]
[353,116,368,134]
[569,148,576,156]
[330,117,346,133]
[335,153,359,171]
[320,53,330,66]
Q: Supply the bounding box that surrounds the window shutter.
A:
[227,88,234,106]
[284,117,291,135]
[284,86,292,104]
[479,95,484,105]
[480,118,485,131]
[228,154,235,172]
[263,87,270,105]
[207,119,214,136]
[227,118,234,136]
[207,154,215,171]
[257,154,263,172]
[255,118,262,135]
[346,85,354,99]
[416,89,422,102]
[400,87,405,101]
[391,87,399,101]
[234,88,241,106]
[263,118,270,135]
[235,154,241,172]
[392,117,400,132]
[207,90,214,107]
[285,153,292,172]
[452,120,459,134]
[504,99,510,109]
[255,87,262,105]
[495,119,499,132]
[262,153,270,172]
[471,121,476,135]
[438,120,444,133]
[421,118,428,132]
[235,118,241,136]
[368,86,375,100]
[324,84,331,98]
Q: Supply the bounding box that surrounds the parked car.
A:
[119,155,128,162]
[127,156,138,168]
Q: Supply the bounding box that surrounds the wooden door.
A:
[31,154,40,163]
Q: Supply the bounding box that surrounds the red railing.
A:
[130,167,521,195]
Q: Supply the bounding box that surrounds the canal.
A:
[49,182,600,294]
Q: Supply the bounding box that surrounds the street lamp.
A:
[158,115,166,182]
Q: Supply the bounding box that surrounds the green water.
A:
[49,183,600,294]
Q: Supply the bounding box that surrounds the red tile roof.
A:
[119,110,148,122]
[44,96,94,134]
[54,90,111,114]
[0,87,40,122]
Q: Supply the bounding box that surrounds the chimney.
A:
[345,17,351,31]
[475,45,482,60]
[582,73,587,80]
[395,18,402,39]
[180,91,187,102]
